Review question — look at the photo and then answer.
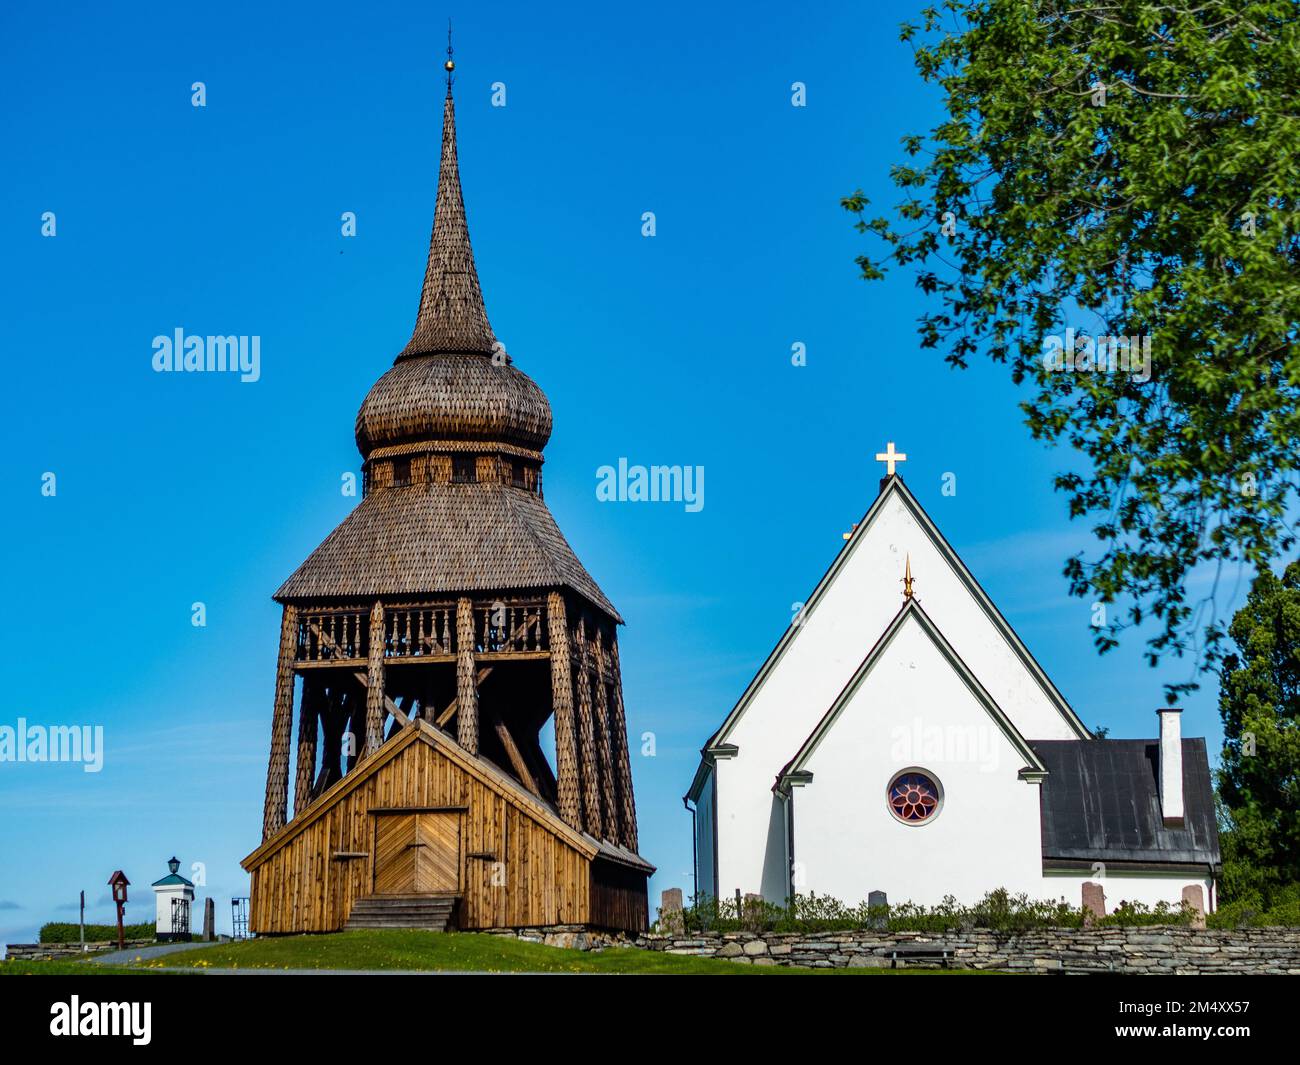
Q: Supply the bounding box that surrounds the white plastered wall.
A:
[715,484,1081,899]
[790,615,1045,906]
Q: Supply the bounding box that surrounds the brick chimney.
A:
[1156,707,1184,825]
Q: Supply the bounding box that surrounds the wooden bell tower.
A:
[245,53,650,935]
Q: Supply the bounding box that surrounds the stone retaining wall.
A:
[5,939,154,961]
[638,927,1300,973]
[485,925,638,952]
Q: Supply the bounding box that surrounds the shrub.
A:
[1207,882,1300,928]
[1101,899,1196,927]
[669,888,1212,935]
[39,922,155,944]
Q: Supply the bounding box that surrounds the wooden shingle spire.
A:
[399,74,497,359]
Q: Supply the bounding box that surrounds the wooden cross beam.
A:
[435,666,493,728]
[491,714,538,794]
[521,733,559,802]
[312,686,350,796]
[385,694,415,740]
[352,671,410,727]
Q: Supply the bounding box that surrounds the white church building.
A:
[686,458,1220,915]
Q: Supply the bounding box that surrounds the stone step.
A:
[345,918,449,928]
[350,899,455,909]
[347,910,455,921]
[348,904,455,917]
[345,895,458,932]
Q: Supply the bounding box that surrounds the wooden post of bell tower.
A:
[293,677,321,815]
[456,596,479,754]
[262,604,298,839]
[573,614,604,838]
[364,600,386,755]
[592,624,621,843]
[548,591,581,827]
[607,636,639,851]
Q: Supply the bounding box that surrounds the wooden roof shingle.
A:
[399,86,496,358]
[275,481,620,621]
[355,353,552,458]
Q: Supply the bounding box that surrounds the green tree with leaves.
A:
[845,1,1300,696]
[1216,562,1300,900]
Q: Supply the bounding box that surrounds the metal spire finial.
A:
[397,24,497,359]
[902,554,916,600]
[444,19,455,91]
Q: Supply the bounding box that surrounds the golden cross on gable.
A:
[875,441,907,477]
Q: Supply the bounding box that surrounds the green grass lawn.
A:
[0,960,161,975]
[138,929,985,974]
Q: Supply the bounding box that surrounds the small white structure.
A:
[152,856,195,941]
[686,465,1220,916]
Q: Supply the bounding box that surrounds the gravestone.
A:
[203,897,215,941]
[1181,885,1206,929]
[660,887,684,934]
[867,890,888,930]
[1082,881,1106,925]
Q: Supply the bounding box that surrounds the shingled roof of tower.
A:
[275,481,620,619]
[399,85,497,357]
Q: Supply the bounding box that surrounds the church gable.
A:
[700,474,1086,791]
[778,599,1047,788]
[774,600,1050,905]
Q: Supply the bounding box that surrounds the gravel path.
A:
[89,941,223,965]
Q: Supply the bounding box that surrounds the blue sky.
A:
[0,0,1246,945]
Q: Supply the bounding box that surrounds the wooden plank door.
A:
[414,813,460,893]
[373,813,418,894]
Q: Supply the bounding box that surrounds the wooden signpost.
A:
[107,871,130,951]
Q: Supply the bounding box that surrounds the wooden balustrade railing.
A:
[297,610,369,662]
[475,601,548,654]
[382,605,457,658]
[294,600,549,662]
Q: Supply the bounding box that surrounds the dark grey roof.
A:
[274,481,620,622]
[594,839,656,874]
[1031,739,1220,867]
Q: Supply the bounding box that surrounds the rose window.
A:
[888,771,942,824]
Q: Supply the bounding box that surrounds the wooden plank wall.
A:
[589,858,650,933]
[249,739,593,933]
